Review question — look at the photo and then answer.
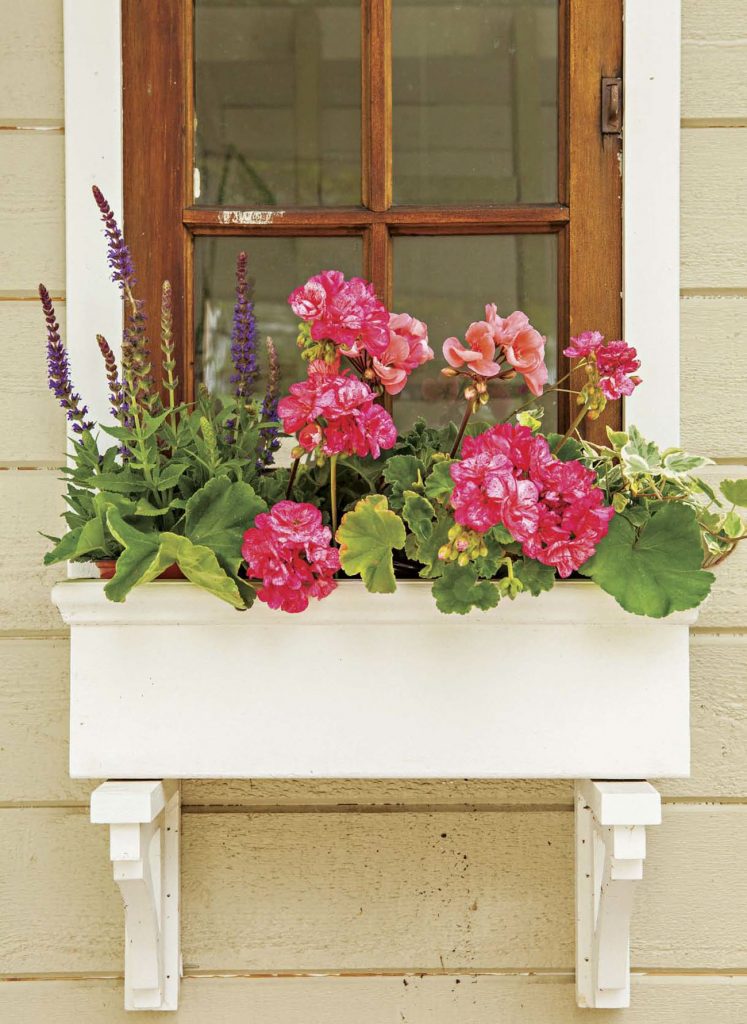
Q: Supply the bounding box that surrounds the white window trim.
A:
[63,0,681,446]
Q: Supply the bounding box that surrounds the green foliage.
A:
[423,460,456,502]
[336,495,406,593]
[431,563,500,615]
[721,479,747,508]
[401,491,436,543]
[105,509,246,609]
[382,455,426,510]
[580,503,715,617]
[184,477,266,575]
[513,558,556,597]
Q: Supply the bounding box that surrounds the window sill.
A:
[53,578,695,781]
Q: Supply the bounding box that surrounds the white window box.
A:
[53,578,693,782]
[53,578,695,1012]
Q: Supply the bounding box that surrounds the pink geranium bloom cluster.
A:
[278,364,397,458]
[564,331,642,400]
[288,270,389,357]
[372,313,434,395]
[443,305,548,396]
[242,501,340,614]
[450,423,614,577]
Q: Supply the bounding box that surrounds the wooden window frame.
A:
[63,0,682,449]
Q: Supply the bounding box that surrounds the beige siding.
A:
[1,1,747,1021]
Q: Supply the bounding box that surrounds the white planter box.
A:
[53,579,694,781]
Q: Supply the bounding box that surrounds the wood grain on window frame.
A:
[121,0,623,440]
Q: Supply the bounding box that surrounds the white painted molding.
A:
[63,0,123,429]
[91,781,181,1011]
[623,0,681,446]
[575,780,662,1008]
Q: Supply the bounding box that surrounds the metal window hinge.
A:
[601,77,623,135]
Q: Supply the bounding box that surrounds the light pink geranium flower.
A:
[443,319,501,378]
[373,313,434,395]
[486,305,548,397]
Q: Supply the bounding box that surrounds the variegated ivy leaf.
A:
[620,426,661,476]
[720,479,747,508]
[660,450,714,479]
[606,427,629,450]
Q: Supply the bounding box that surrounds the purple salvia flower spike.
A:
[39,284,94,433]
[256,336,281,471]
[92,185,155,412]
[230,251,258,400]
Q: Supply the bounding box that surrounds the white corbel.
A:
[575,780,661,1009]
[91,780,181,1011]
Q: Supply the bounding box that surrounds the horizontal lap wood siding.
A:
[1,0,747,1021]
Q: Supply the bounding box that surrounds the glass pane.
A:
[194,0,361,207]
[392,0,558,205]
[393,234,557,432]
[194,236,362,395]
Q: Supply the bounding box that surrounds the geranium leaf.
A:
[336,494,406,594]
[720,479,747,507]
[431,563,500,615]
[423,459,456,502]
[513,558,556,596]
[383,455,426,509]
[580,502,714,617]
[401,491,436,543]
[185,477,267,574]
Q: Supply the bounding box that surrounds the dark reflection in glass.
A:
[194,0,361,207]
[392,0,558,205]
[393,234,557,432]
[194,236,362,395]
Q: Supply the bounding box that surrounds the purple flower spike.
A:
[256,336,281,471]
[92,185,136,294]
[39,284,93,433]
[92,185,155,411]
[230,251,258,400]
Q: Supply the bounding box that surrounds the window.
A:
[121,0,623,441]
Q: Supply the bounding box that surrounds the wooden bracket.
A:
[575,780,661,1009]
[91,781,181,1011]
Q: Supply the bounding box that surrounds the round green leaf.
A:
[336,494,406,593]
[580,503,714,617]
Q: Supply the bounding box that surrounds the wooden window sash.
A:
[122,0,623,439]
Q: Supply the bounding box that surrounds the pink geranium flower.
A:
[278,365,397,460]
[242,501,340,614]
[289,271,389,357]
[373,313,434,395]
[485,305,548,396]
[443,320,500,378]
[449,423,613,577]
[564,332,642,402]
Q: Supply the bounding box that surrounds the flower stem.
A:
[330,454,339,536]
[286,456,301,499]
[555,400,591,455]
[450,402,475,459]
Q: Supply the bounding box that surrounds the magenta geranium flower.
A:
[373,312,434,395]
[242,501,340,614]
[278,365,397,459]
[288,271,389,357]
[564,332,642,402]
[449,423,614,577]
